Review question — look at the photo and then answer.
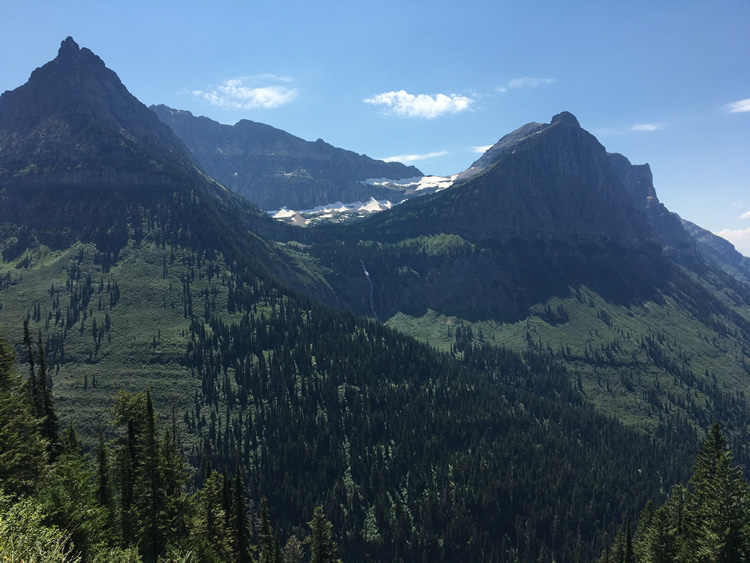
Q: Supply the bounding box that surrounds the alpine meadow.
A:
[1,35,750,562]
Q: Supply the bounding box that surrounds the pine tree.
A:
[0,332,46,495]
[36,422,108,559]
[195,459,232,561]
[259,496,274,563]
[232,463,252,562]
[95,425,117,543]
[140,389,164,561]
[644,506,676,563]
[687,423,750,561]
[22,319,40,416]
[306,505,339,563]
[36,338,60,460]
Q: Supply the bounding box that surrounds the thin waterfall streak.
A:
[361,260,380,322]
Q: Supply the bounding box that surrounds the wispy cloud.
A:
[364,90,474,119]
[193,75,298,110]
[498,77,555,93]
[472,145,493,154]
[631,123,663,132]
[741,210,750,220]
[725,98,750,113]
[595,122,665,136]
[382,151,448,163]
[716,228,750,257]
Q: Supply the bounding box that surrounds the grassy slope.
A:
[387,270,750,435]
[0,238,241,441]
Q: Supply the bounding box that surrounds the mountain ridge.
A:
[151,103,424,210]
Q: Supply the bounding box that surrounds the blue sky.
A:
[2,1,749,255]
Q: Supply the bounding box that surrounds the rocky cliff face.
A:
[361,112,653,247]
[608,152,699,264]
[455,121,544,182]
[681,219,750,282]
[151,104,423,210]
[0,38,198,189]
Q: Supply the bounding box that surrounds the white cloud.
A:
[716,228,750,257]
[725,98,750,113]
[631,123,663,132]
[193,75,297,110]
[364,90,474,119]
[498,77,555,92]
[472,145,493,154]
[382,151,448,163]
[741,210,750,220]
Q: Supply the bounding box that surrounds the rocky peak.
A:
[550,111,580,128]
[58,36,80,57]
[0,38,197,189]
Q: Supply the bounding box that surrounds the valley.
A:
[1,36,749,562]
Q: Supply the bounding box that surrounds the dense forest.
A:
[3,324,747,561]
[0,328,340,562]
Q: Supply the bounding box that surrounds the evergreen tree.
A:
[232,463,252,562]
[95,425,117,542]
[140,389,164,561]
[306,505,339,563]
[113,390,147,548]
[22,319,40,416]
[35,422,109,559]
[611,424,750,562]
[643,506,676,563]
[194,459,233,561]
[259,495,274,563]
[686,423,750,561]
[0,333,46,495]
[37,337,60,460]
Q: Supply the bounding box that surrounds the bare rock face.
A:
[151,104,423,210]
[0,37,198,189]
[368,112,653,247]
[608,152,698,263]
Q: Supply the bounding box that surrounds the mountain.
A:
[0,37,702,561]
[681,218,750,282]
[296,112,750,462]
[151,104,425,210]
[0,38,199,189]
[307,111,674,320]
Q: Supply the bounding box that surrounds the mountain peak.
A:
[0,38,198,189]
[550,111,580,128]
[58,36,80,57]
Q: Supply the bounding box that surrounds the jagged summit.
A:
[550,111,580,127]
[0,38,198,189]
[59,36,79,55]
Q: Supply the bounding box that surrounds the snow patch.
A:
[361,175,457,192]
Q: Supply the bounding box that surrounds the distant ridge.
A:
[151,104,423,210]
